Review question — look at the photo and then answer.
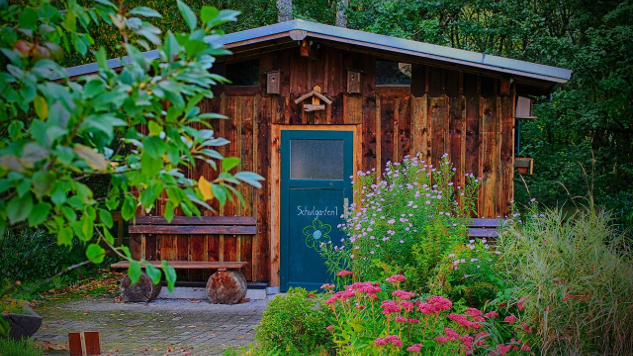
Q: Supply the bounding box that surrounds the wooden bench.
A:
[111,216,256,304]
[466,218,505,238]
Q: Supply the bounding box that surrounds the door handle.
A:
[343,198,349,219]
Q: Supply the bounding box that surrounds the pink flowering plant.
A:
[320,155,481,290]
[323,273,533,355]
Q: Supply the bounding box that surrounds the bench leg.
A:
[206,270,247,304]
[121,273,161,303]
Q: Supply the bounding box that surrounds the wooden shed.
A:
[66,20,571,291]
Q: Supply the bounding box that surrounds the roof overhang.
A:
[63,19,572,94]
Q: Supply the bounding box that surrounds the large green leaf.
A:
[28,203,51,226]
[162,260,177,293]
[145,263,162,284]
[143,136,167,159]
[121,196,136,221]
[177,0,197,31]
[129,7,161,18]
[221,157,240,172]
[99,208,113,228]
[86,243,106,264]
[7,192,33,224]
[128,260,142,285]
[234,171,265,189]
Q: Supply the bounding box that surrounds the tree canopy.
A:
[0,0,264,306]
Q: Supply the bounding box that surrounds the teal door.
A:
[280,130,353,292]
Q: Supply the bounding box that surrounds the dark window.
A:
[376,60,411,86]
[290,139,345,180]
[226,59,259,86]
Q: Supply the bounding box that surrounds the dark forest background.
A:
[66,0,633,228]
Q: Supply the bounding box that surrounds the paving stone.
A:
[32,296,275,355]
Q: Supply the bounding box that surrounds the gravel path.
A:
[32,296,273,356]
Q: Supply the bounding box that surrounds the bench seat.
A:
[111,261,248,271]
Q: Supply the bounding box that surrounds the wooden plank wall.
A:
[134,45,515,284]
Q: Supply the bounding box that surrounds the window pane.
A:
[290,139,344,180]
[226,59,259,86]
[376,60,411,86]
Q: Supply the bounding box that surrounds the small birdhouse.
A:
[266,70,281,95]
[299,39,319,61]
[516,96,536,119]
[347,69,362,94]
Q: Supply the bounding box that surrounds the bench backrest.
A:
[467,218,505,238]
[130,216,257,235]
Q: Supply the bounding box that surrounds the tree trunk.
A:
[336,0,349,28]
[120,273,161,302]
[206,270,247,304]
[277,0,293,22]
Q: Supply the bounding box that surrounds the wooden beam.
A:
[134,216,256,225]
[130,225,256,235]
[111,260,248,270]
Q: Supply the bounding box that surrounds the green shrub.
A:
[255,288,332,355]
[429,238,507,309]
[499,206,633,355]
[0,228,111,286]
[0,338,44,356]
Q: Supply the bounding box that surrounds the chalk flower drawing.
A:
[304,218,332,249]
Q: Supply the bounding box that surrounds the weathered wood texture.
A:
[111,261,248,270]
[142,45,515,285]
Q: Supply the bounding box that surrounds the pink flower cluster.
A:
[436,328,481,355]
[374,334,403,348]
[465,307,486,322]
[416,295,453,314]
[406,343,423,353]
[386,274,406,283]
[504,315,517,324]
[448,313,481,329]
[484,310,499,318]
[324,290,356,304]
[337,269,353,277]
[345,281,382,295]
[392,290,415,299]
[380,300,401,315]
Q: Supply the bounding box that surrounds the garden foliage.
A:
[323,274,531,355]
[321,155,480,292]
[0,228,108,285]
[429,238,506,309]
[0,0,262,292]
[0,337,43,356]
[499,206,633,355]
[255,287,333,355]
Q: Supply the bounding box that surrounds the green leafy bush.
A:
[0,338,44,356]
[322,155,480,291]
[0,228,109,285]
[499,206,633,355]
[255,288,332,355]
[429,238,507,309]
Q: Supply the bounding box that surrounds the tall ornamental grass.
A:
[320,154,480,291]
[498,206,633,355]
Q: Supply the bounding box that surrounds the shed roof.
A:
[64,19,572,88]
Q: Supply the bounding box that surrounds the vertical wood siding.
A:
[138,45,515,284]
